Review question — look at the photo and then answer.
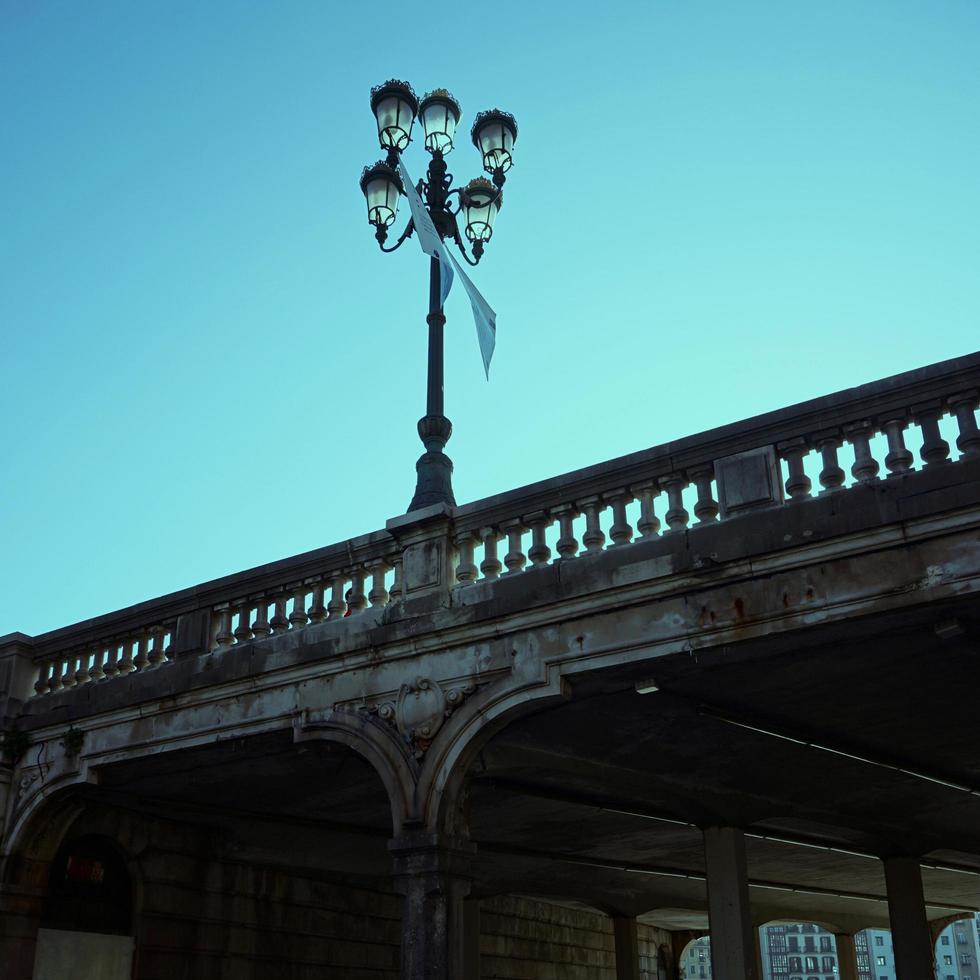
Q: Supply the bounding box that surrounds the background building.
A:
[683,916,980,980]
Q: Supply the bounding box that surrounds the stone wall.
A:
[3,803,678,980]
[135,852,401,980]
[481,895,671,979]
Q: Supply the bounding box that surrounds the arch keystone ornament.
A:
[393,678,477,759]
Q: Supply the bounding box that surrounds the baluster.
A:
[525,512,553,565]
[844,421,879,484]
[327,574,348,619]
[579,497,606,553]
[47,660,63,693]
[604,491,634,545]
[214,605,236,646]
[308,583,327,623]
[34,663,50,696]
[912,402,950,467]
[74,650,91,685]
[661,475,690,532]
[689,468,719,524]
[251,599,272,637]
[882,415,914,476]
[102,645,119,679]
[815,432,845,493]
[89,645,106,682]
[388,557,404,603]
[164,630,175,661]
[479,527,503,579]
[949,391,980,456]
[632,483,661,539]
[454,532,479,586]
[148,626,166,667]
[368,561,390,606]
[289,586,309,629]
[777,438,812,501]
[133,632,149,672]
[59,657,75,690]
[552,505,580,560]
[347,568,367,616]
[117,639,135,674]
[502,519,528,574]
[270,593,290,634]
[235,602,255,643]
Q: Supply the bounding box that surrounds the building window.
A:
[822,956,834,972]
[820,937,832,952]
[877,956,887,965]
[943,937,951,946]
[962,954,974,966]
[875,936,885,946]
[958,932,969,944]
[805,957,819,972]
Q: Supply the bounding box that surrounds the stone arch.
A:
[0,786,91,980]
[415,662,567,833]
[292,706,418,835]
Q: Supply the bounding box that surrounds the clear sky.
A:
[2,1,978,637]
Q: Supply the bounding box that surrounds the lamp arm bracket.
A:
[452,230,480,266]
[379,219,415,253]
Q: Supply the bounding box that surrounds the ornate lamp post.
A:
[359,80,518,511]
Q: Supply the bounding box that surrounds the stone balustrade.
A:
[21,529,402,699]
[14,352,980,700]
[448,360,980,586]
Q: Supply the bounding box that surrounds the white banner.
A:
[396,158,497,377]
[447,250,496,379]
[396,158,454,307]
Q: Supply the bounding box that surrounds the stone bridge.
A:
[2,353,979,980]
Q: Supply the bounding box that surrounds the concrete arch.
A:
[416,663,567,833]
[754,914,849,934]
[292,706,418,835]
[1,787,87,890]
[2,756,95,877]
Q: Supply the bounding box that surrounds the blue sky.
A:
[2,1,978,636]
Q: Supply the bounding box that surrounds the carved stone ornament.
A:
[366,677,478,759]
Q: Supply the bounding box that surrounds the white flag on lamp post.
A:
[396,158,497,378]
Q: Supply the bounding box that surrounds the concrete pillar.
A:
[389,832,475,980]
[703,826,758,980]
[834,933,859,980]
[613,916,641,980]
[883,857,934,980]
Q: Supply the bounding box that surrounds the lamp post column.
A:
[409,255,456,511]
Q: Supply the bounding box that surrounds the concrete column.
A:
[703,826,758,980]
[834,933,859,980]
[883,857,934,980]
[613,916,641,980]
[389,832,475,980]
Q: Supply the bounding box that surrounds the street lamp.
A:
[360,79,518,512]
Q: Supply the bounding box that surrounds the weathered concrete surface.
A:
[2,357,979,977]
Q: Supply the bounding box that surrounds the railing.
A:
[18,352,980,699]
[447,356,980,585]
[26,528,402,698]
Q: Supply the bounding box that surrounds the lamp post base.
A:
[408,415,456,512]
